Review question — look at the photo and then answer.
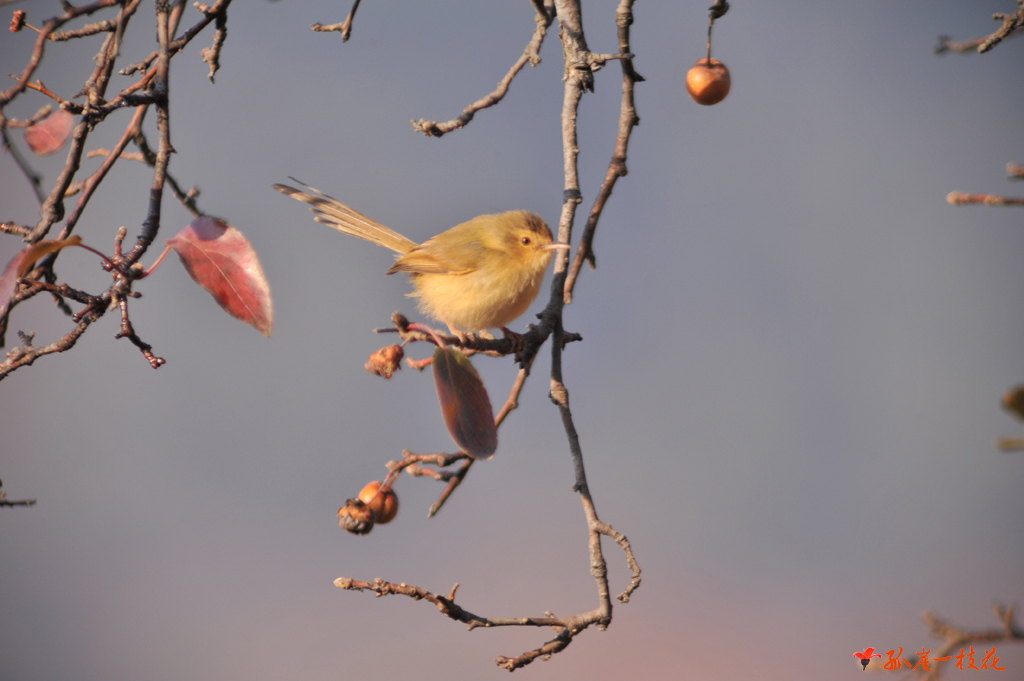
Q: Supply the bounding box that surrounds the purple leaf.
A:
[24,109,75,156]
[167,217,273,336]
[0,236,82,320]
[432,346,497,458]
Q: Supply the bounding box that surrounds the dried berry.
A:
[365,344,404,379]
[338,498,375,535]
[358,480,399,524]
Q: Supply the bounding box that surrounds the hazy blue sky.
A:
[2,2,1023,680]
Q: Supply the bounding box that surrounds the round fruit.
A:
[338,499,375,535]
[686,58,730,106]
[358,481,399,525]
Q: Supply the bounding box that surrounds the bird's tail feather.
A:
[274,178,418,255]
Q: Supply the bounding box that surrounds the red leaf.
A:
[167,217,273,336]
[24,109,75,156]
[0,236,82,320]
[432,346,497,458]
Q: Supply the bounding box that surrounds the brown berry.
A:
[338,498,375,535]
[365,345,404,379]
[686,58,731,106]
[358,481,399,525]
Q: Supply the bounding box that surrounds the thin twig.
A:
[199,2,227,82]
[411,3,554,137]
[564,0,643,302]
[0,0,122,108]
[0,497,37,507]
[935,0,1024,54]
[914,604,1023,680]
[118,0,228,79]
[0,121,45,203]
[0,479,37,507]
[121,1,174,267]
[130,123,202,216]
[947,191,1024,206]
[60,106,147,237]
[0,0,226,376]
[114,289,166,368]
[28,19,129,243]
[311,0,362,41]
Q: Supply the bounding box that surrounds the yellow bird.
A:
[274,181,569,334]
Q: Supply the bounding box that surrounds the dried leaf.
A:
[432,346,497,458]
[167,217,273,336]
[24,109,75,156]
[0,236,82,320]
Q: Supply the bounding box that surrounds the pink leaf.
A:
[0,236,82,321]
[167,217,273,336]
[432,346,497,458]
[24,109,75,156]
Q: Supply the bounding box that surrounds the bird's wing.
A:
[386,237,488,276]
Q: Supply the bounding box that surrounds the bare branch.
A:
[198,2,228,82]
[565,0,642,301]
[0,0,123,108]
[311,0,361,41]
[0,0,230,376]
[0,478,36,507]
[333,575,618,671]
[113,287,166,368]
[1,309,96,377]
[118,0,229,78]
[913,604,1023,680]
[0,120,45,203]
[121,0,175,267]
[411,4,554,137]
[62,106,147,236]
[935,0,1024,54]
[947,191,1024,206]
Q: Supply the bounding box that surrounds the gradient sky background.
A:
[2,2,1023,679]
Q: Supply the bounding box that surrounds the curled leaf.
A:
[24,109,75,156]
[167,217,273,336]
[0,236,82,320]
[432,346,497,459]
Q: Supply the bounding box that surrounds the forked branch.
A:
[913,604,1023,680]
[411,2,555,137]
[334,0,642,669]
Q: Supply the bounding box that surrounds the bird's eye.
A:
[521,236,531,246]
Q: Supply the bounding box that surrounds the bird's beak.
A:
[544,242,572,251]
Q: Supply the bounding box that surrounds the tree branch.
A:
[935,0,1024,54]
[913,604,1023,680]
[564,0,642,302]
[411,2,554,137]
[947,191,1024,206]
[0,0,230,376]
[332,1,641,668]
